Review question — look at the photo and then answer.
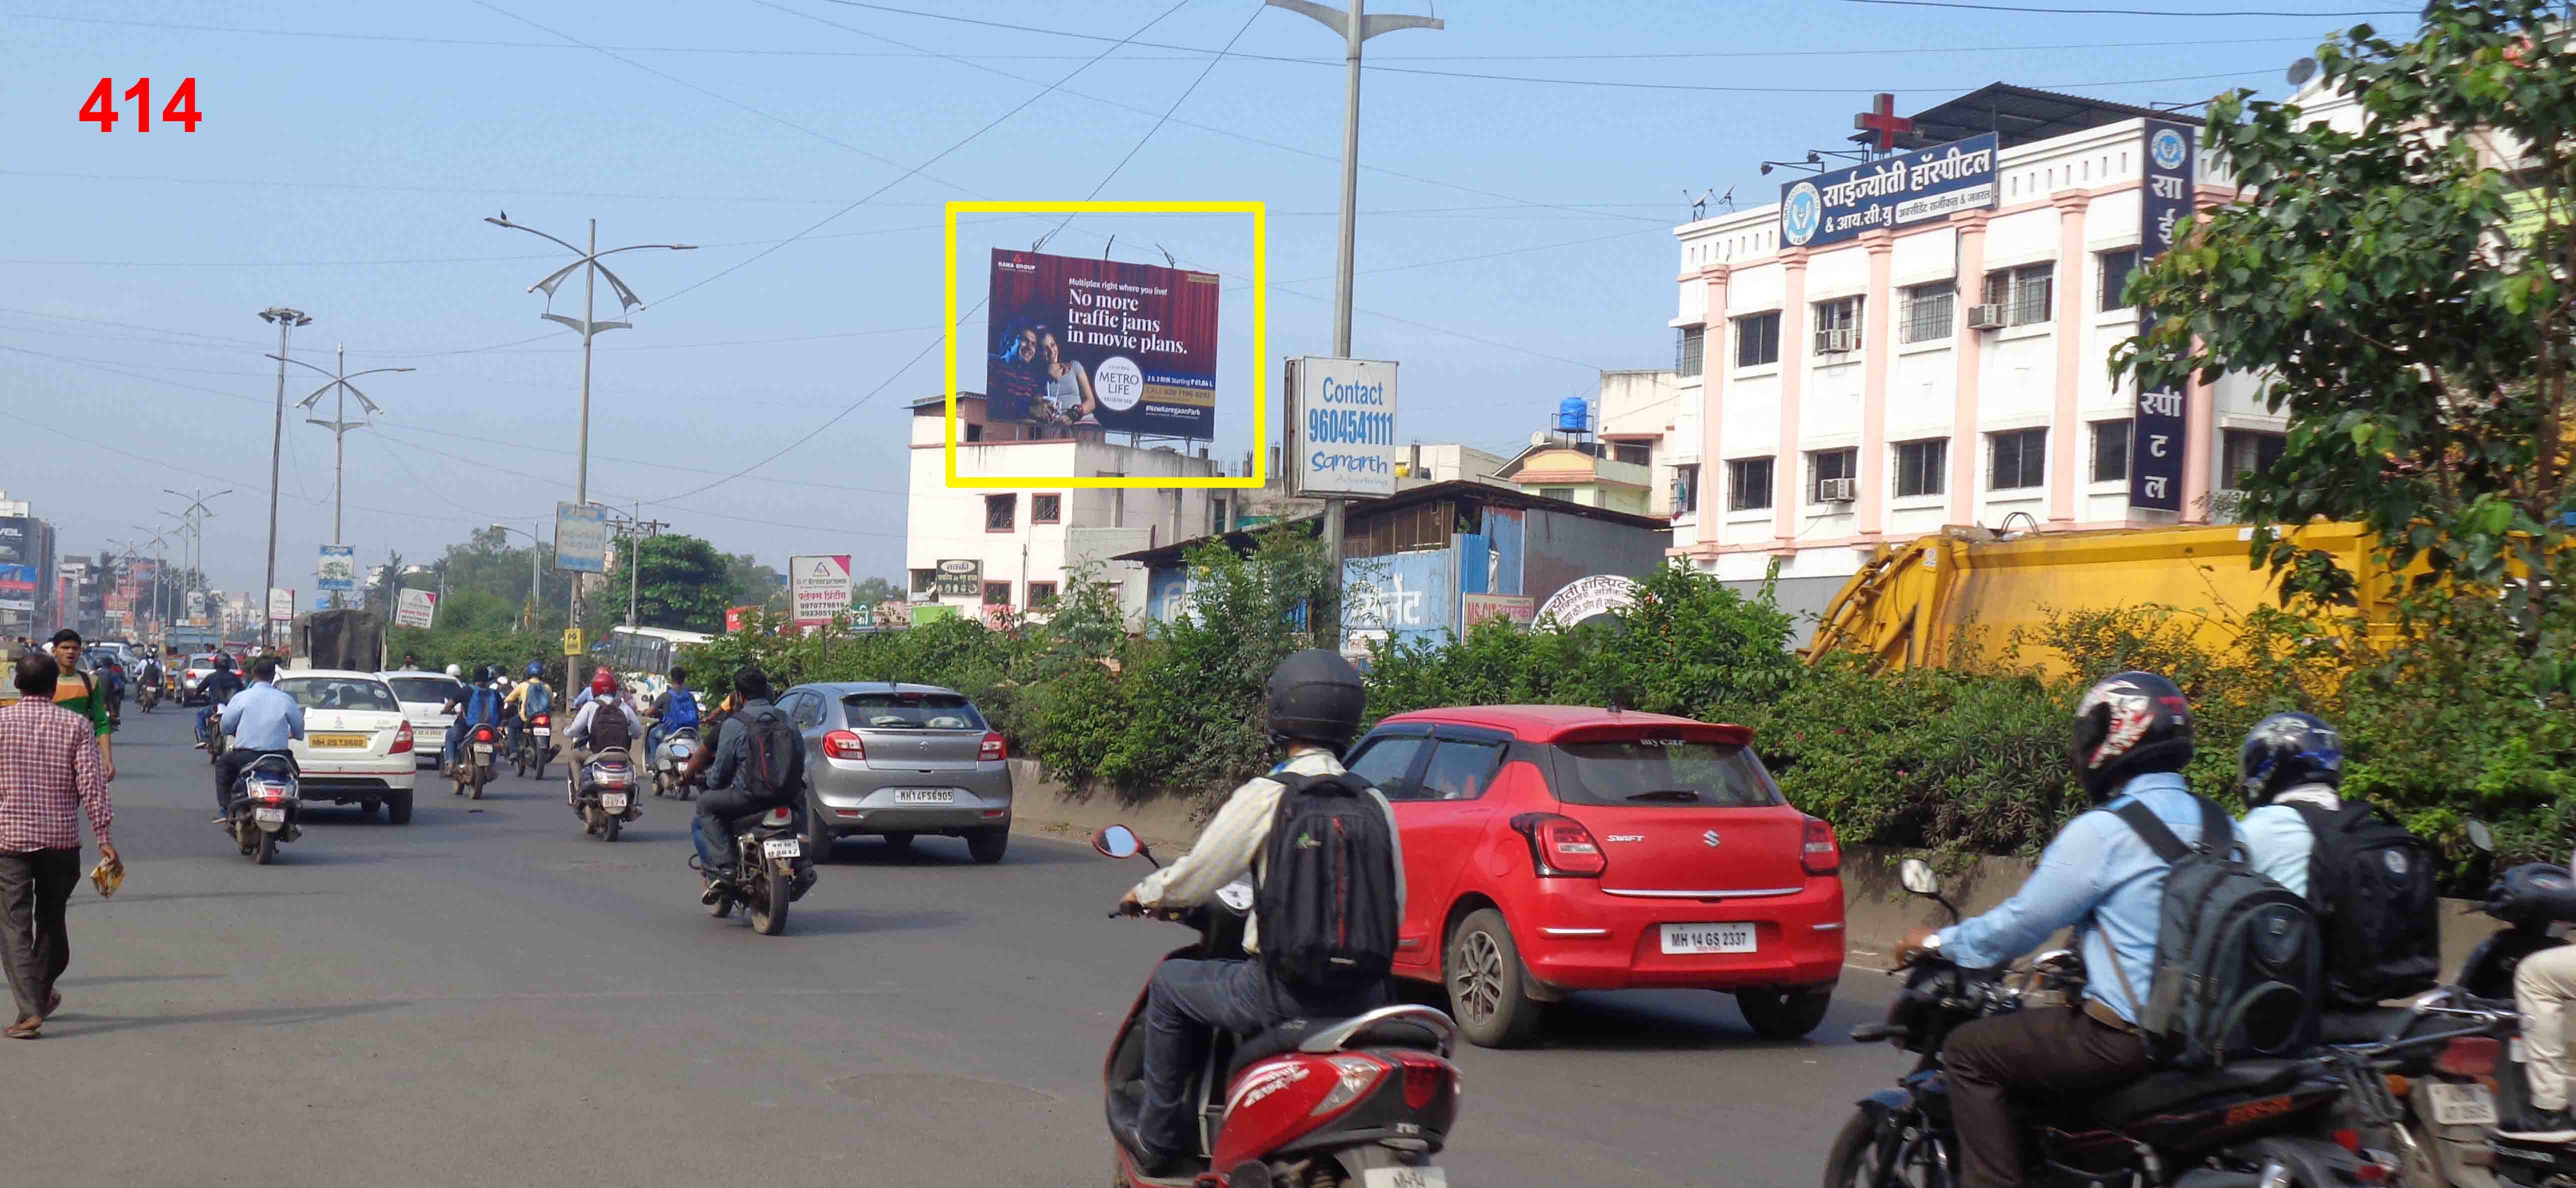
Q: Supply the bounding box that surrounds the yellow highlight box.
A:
[943,199,1266,490]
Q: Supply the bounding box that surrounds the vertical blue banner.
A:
[2130,120,2196,512]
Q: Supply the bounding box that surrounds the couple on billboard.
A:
[990,320,1101,428]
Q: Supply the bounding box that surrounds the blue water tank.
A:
[1554,396,1591,434]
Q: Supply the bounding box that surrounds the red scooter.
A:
[1092,824,1462,1188]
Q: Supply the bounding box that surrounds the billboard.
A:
[267,587,295,623]
[984,249,1220,437]
[317,545,356,593]
[395,588,438,629]
[790,554,853,628]
[1285,357,1400,498]
[1780,133,1998,249]
[931,559,982,599]
[555,502,610,573]
[0,562,34,614]
[2130,120,2198,513]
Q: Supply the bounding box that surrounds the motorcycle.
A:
[574,747,640,842]
[512,712,554,780]
[450,723,500,799]
[198,705,226,764]
[138,678,160,713]
[1092,824,1462,1188]
[698,804,814,936]
[226,754,302,866]
[1826,858,2390,1188]
[650,727,700,800]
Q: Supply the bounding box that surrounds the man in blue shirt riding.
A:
[1898,671,2206,1188]
[213,656,304,821]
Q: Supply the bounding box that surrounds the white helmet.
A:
[444,663,462,678]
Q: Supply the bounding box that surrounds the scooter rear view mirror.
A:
[1898,858,1940,897]
[1093,824,1142,860]
[2468,819,2496,853]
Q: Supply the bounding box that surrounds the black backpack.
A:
[739,706,802,801]
[2108,797,2322,1069]
[1256,771,1400,996]
[2286,801,2441,1008]
[588,701,633,752]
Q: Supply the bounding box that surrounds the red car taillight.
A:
[2434,1036,2500,1077]
[1800,816,1840,876]
[823,730,866,760]
[980,731,1007,762]
[390,721,414,754]
[1508,813,1607,877]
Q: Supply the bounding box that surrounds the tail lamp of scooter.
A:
[1310,1054,1390,1118]
[2433,1035,2501,1078]
[390,720,414,754]
[822,730,866,761]
[590,763,632,790]
[764,806,794,827]
[1507,813,1608,878]
[250,777,294,805]
[531,713,550,730]
[472,725,498,745]
[1394,1053,1453,1111]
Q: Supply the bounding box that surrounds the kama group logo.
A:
[2150,127,2188,171]
[1782,181,1822,246]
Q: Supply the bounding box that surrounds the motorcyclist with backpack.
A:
[439,665,509,772]
[566,670,643,798]
[690,666,802,891]
[192,653,245,750]
[646,665,698,754]
[1111,648,1408,1179]
[1897,671,2255,1188]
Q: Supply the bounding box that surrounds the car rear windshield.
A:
[387,677,460,705]
[1548,738,1784,808]
[188,655,218,668]
[276,677,400,713]
[842,692,986,731]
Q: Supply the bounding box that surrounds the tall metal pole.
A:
[282,348,408,611]
[626,499,640,628]
[258,307,309,651]
[1266,0,1442,648]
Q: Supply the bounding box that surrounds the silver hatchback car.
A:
[776,682,1014,863]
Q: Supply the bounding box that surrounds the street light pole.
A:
[163,488,229,628]
[1264,0,1442,647]
[483,214,694,632]
[277,348,412,608]
[490,523,546,632]
[258,306,311,651]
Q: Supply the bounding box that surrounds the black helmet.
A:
[1266,648,1366,748]
[2071,670,2194,802]
[2238,711,2343,807]
[212,653,235,672]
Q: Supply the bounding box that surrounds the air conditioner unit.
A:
[1966,303,2008,330]
[1814,327,1860,354]
[1817,477,1858,503]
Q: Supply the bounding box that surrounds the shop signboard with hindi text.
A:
[1779,133,1998,249]
[983,249,1220,438]
[316,545,355,593]
[554,502,610,574]
[931,559,982,599]
[395,588,438,629]
[789,554,853,629]
[2129,120,2197,513]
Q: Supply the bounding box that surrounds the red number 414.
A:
[80,77,201,132]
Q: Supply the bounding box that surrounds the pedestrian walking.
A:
[0,652,116,1039]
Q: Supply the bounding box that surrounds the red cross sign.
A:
[1854,92,1914,152]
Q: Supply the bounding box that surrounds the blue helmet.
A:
[2238,711,2344,806]
[526,661,544,677]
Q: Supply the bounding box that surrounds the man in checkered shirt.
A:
[0,652,116,1039]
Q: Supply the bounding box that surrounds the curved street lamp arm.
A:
[484,217,588,257]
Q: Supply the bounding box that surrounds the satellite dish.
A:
[2286,57,2317,85]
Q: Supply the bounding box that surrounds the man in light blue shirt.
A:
[2232,711,2346,899]
[1898,672,2202,1188]
[213,656,302,820]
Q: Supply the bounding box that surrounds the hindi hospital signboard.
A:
[983,249,1220,438]
[1284,357,1400,498]
[1779,133,1998,249]
[2128,120,2198,513]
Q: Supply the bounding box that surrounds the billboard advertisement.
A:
[554,502,610,573]
[2130,120,2198,513]
[317,545,356,593]
[790,554,853,628]
[1779,132,1998,249]
[1285,357,1400,498]
[984,248,1219,438]
[396,588,438,629]
[267,587,295,623]
[0,563,34,614]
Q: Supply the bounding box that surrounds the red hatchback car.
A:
[1344,705,1846,1047]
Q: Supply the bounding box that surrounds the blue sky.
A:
[0,0,2408,596]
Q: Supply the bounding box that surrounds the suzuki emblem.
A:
[1702,830,1722,848]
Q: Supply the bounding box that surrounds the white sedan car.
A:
[274,670,418,824]
[380,670,464,768]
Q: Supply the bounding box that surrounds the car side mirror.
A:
[1900,858,1940,897]
[1092,824,1142,860]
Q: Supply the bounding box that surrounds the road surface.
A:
[6,708,1898,1187]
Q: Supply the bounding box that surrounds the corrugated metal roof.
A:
[1860,83,2203,152]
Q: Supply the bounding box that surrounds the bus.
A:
[592,625,713,698]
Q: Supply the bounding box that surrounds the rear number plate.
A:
[534,727,550,736]
[891,788,958,804]
[1660,923,1757,955]
[473,744,494,755]
[762,839,801,859]
[310,733,368,749]
[2426,1081,2496,1126]
[1362,1169,1446,1188]
[253,807,286,825]
[600,794,628,811]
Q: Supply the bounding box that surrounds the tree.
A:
[722,552,783,613]
[852,576,902,608]
[2116,0,2574,645]
[591,533,734,633]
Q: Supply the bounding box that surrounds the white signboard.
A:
[790,554,854,628]
[555,502,610,574]
[1535,574,1642,629]
[395,588,438,629]
[316,545,356,592]
[266,587,296,623]
[1286,356,1400,498]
